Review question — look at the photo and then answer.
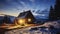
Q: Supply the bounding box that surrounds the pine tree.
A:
[54,0,60,20]
[49,0,60,20]
[49,6,54,20]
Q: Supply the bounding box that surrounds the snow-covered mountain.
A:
[32,9,49,19]
[0,14,16,24]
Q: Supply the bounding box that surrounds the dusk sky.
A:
[0,0,55,17]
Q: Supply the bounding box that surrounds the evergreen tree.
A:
[54,0,60,20]
[49,0,60,20]
[49,6,54,20]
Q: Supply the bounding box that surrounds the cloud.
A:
[29,0,35,2]
[20,1,26,6]
[20,1,27,10]
[20,1,31,11]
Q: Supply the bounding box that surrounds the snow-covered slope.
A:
[5,21,60,34]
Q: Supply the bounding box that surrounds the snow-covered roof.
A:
[18,10,33,18]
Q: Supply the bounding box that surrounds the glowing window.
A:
[18,19,25,24]
[28,18,31,22]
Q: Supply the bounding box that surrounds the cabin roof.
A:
[18,10,34,18]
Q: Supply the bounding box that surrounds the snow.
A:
[43,21,60,28]
[5,27,56,34]
[3,21,60,34]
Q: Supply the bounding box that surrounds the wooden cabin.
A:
[14,10,35,25]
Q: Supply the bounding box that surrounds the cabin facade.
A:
[14,10,35,25]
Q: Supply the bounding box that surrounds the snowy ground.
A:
[4,21,60,34]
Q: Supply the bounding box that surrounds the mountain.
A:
[0,14,16,24]
[32,9,49,19]
[35,9,49,14]
[35,10,41,14]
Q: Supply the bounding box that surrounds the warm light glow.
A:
[18,19,25,25]
[0,18,36,29]
[28,18,31,22]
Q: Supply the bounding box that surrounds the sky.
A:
[0,0,55,17]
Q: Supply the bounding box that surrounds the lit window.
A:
[18,19,25,24]
[28,18,31,22]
